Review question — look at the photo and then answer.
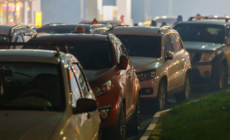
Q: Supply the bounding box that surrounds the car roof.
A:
[0,25,12,35]
[105,26,166,36]
[29,34,108,42]
[178,20,229,26]
[0,50,71,64]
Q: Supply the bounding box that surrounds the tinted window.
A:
[69,68,81,108]
[98,29,106,34]
[174,24,225,44]
[68,41,114,70]
[164,35,174,52]
[116,35,161,58]
[72,64,88,97]
[175,34,183,50]
[0,63,65,111]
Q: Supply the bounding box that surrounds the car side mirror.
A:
[72,99,98,114]
[165,51,174,60]
[119,55,129,70]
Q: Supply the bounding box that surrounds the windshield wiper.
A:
[0,103,48,111]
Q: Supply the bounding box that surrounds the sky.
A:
[133,0,230,23]
[41,0,230,25]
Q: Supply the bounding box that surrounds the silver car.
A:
[104,26,192,110]
[0,44,101,140]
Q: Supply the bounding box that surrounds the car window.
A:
[15,34,24,49]
[175,33,184,49]
[0,63,65,112]
[121,45,129,57]
[92,29,99,34]
[174,24,225,44]
[164,35,174,53]
[68,68,81,108]
[72,64,89,97]
[116,35,161,58]
[23,35,32,42]
[169,33,180,52]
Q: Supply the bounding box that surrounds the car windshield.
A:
[37,26,91,34]
[0,35,10,43]
[174,24,225,44]
[22,41,114,70]
[67,41,114,69]
[0,63,65,112]
[115,35,161,58]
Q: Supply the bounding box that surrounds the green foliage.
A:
[149,91,230,140]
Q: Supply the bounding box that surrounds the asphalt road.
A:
[126,85,213,140]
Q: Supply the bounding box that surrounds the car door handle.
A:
[87,112,93,119]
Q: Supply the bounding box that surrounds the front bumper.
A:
[191,62,212,84]
[139,78,159,98]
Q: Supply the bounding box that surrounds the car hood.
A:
[130,56,160,72]
[84,66,117,87]
[183,41,223,52]
[0,111,63,140]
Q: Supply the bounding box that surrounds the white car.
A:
[0,44,101,140]
[104,26,192,110]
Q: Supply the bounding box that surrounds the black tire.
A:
[175,75,191,103]
[129,94,141,133]
[214,63,228,91]
[156,80,167,111]
[112,102,126,140]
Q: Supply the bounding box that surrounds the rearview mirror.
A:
[165,51,174,60]
[119,55,129,70]
[73,99,98,114]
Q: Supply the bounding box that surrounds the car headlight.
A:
[136,69,156,81]
[92,80,111,97]
[200,52,216,62]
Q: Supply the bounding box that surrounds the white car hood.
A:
[0,111,63,140]
[130,56,160,72]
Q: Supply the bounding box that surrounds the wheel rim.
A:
[185,77,190,99]
[120,105,126,139]
[159,84,165,110]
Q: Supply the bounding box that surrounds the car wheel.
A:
[175,75,190,103]
[156,80,167,111]
[214,63,228,91]
[112,102,126,140]
[128,94,141,133]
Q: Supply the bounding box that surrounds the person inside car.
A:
[74,26,85,33]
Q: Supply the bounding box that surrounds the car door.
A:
[68,64,95,140]
[70,63,99,140]
[174,33,188,89]
[169,33,186,90]
[116,40,134,117]
[164,34,177,93]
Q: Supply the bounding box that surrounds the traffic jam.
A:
[0,9,230,140]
